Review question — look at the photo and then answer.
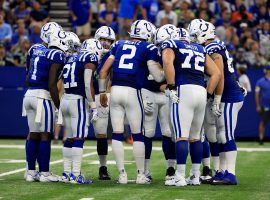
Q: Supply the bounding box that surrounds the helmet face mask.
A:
[177,28,191,43]
[48,30,69,52]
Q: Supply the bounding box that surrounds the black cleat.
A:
[166,167,175,177]
[200,166,213,184]
[99,166,111,180]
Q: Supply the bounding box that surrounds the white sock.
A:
[191,163,201,176]
[225,150,237,175]
[112,139,125,173]
[144,159,150,175]
[219,152,226,172]
[167,159,176,168]
[202,157,210,168]
[133,141,145,174]
[72,147,83,176]
[99,155,107,167]
[212,156,220,172]
[177,164,186,177]
[63,147,72,174]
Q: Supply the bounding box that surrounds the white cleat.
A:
[165,175,175,186]
[117,172,128,184]
[136,174,151,184]
[174,172,187,187]
[186,174,201,186]
[59,172,70,183]
[39,172,59,182]
[25,170,38,182]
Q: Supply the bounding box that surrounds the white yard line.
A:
[1,144,270,152]
[79,198,94,200]
[0,150,108,178]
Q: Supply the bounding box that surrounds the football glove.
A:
[165,84,179,104]
[90,108,99,122]
[211,95,222,117]
[143,100,154,114]
[237,81,247,97]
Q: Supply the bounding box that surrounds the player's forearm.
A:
[49,85,60,109]
[215,74,224,96]
[207,72,221,95]
[164,64,175,85]
[255,93,261,107]
[162,49,175,85]
[84,69,94,103]
[211,53,224,96]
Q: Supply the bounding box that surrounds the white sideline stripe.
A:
[0,151,105,178]
[79,198,94,200]
[1,144,270,152]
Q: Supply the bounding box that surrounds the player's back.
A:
[28,47,65,90]
[111,40,154,89]
[205,40,243,102]
[63,51,98,98]
[162,39,206,87]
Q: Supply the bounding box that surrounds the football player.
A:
[98,19,165,184]
[93,26,116,180]
[24,22,63,179]
[161,29,221,186]
[189,20,245,185]
[59,38,103,184]
[23,30,68,182]
[142,24,178,184]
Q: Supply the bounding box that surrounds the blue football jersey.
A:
[28,48,65,90]
[63,51,99,97]
[161,39,206,87]
[109,40,159,89]
[26,43,47,74]
[205,40,244,102]
[93,52,110,95]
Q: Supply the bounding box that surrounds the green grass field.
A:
[0,140,270,200]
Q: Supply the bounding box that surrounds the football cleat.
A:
[39,172,59,182]
[211,170,226,185]
[59,172,70,183]
[200,166,213,184]
[165,167,175,186]
[117,171,128,184]
[174,172,187,187]
[99,166,111,180]
[145,172,153,182]
[136,173,151,184]
[25,170,38,182]
[69,173,93,184]
[212,171,237,185]
[186,174,201,186]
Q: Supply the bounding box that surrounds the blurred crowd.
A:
[0,0,269,69]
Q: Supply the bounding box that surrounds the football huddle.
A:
[23,18,247,187]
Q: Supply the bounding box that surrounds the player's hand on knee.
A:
[211,103,222,117]
[100,93,108,107]
[143,100,154,114]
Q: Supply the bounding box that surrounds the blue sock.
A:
[64,139,73,148]
[220,143,225,153]
[26,139,40,170]
[39,140,51,172]
[175,140,188,164]
[202,140,210,159]
[112,133,124,141]
[162,136,175,160]
[73,140,84,148]
[97,138,108,155]
[132,133,144,142]
[144,136,152,159]
[190,141,203,164]
[209,142,220,157]
[224,140,237,152]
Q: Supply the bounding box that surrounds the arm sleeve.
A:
[147,60,165,82]
[84,68,94,103]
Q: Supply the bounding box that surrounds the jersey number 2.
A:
[119,44,136,69]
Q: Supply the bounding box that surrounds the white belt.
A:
[25,89,52,100]
[63,93,84,100]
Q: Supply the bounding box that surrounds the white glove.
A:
[90,108,99,122]
[143,100,154,114]
[99,106,109,118]
[211,95,222,117]
[165,89,179,104]
[237,81,247,97]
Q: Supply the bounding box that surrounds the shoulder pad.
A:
[205,40,226,55]
[46,49,65,63]
[78,52,98,64]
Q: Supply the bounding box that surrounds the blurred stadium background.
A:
[0,0,269,140]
